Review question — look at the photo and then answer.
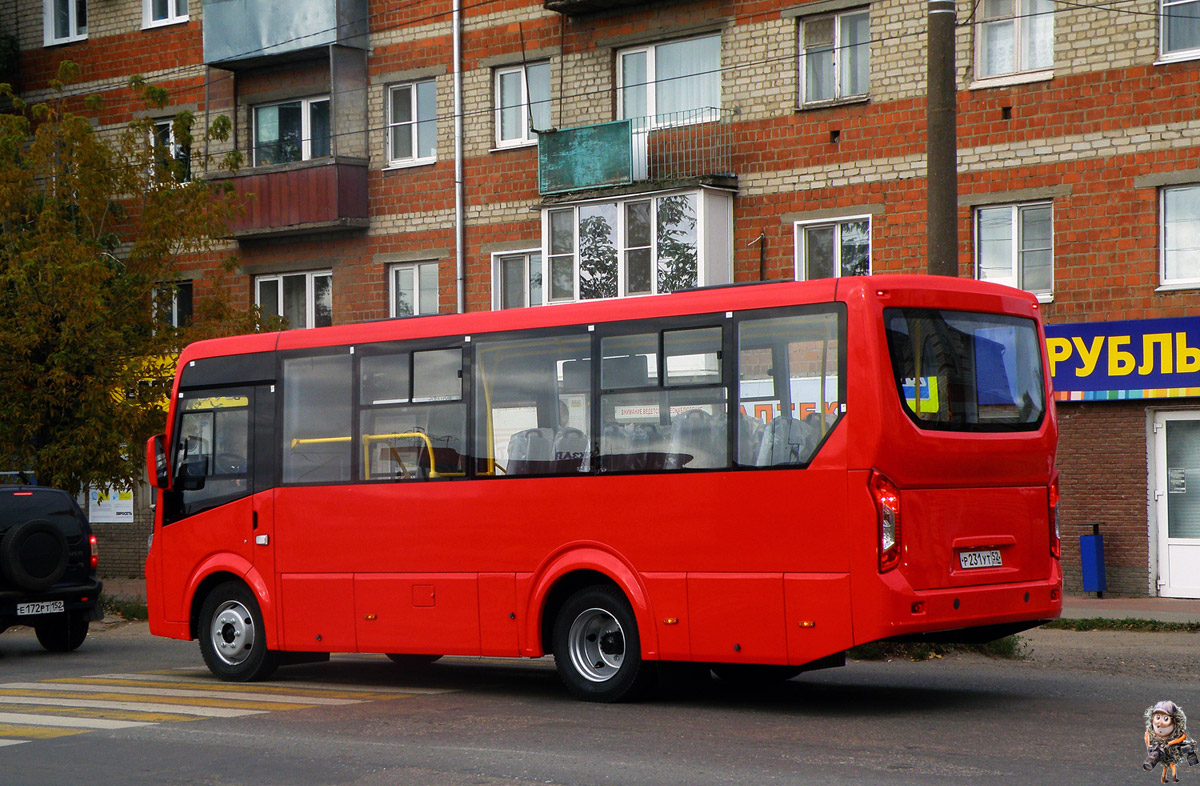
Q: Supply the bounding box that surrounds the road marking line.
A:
[0,712,153,730]
[3,682,360,706]
[0,696,264,718]
[123,670,453,696]
[0,739,27,747]
[0,689,310,713]
[0,724,91,740]
[0,704,195,723]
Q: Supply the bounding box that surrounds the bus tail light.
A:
[89,535,98,571]
[870,471,901,572]
[1048,475,1061,559]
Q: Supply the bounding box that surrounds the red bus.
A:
[145,275,1061,701]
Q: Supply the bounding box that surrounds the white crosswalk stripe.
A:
[0,666,450,748]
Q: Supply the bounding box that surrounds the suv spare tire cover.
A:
[0,519,69,592]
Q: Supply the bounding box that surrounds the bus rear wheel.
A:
[552,585,652,702]
[198,581,278,682]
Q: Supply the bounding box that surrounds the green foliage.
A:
[0,63,275,494]
[101,594,149,622]
[1041,617,1200,633]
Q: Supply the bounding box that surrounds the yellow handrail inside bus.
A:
[289,433,464,480]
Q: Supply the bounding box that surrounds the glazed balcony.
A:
[203,0,367,66]
[209,157,369,239]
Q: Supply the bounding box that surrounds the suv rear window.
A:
[0,489,85,529]
[884,308,1045,432]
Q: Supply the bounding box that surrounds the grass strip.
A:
[1041,617,1200,633]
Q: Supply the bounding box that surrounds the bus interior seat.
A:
[669,409,716,468]
[507,427,554,475]
[738,414,765,466]
[755,416,816,466]
[553,427,590,473]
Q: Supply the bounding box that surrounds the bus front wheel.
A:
[552,585,652,702]
[198,581,278,682]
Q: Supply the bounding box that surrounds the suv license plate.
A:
[17,601,64,616]
[959,549,1003,569]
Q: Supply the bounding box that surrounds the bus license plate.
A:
[16,601,64,616]
[959,549,1003,569]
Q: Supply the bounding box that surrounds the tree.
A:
[656,194,698,293]
[0,62,277,494]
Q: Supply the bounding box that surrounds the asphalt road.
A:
[0,619,1193,786]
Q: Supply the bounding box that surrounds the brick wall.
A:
[1056,401,1152,597]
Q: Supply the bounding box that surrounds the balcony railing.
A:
[208,157,369,239]
[538,107,737,196]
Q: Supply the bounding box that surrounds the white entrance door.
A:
[1154,411,1200,598]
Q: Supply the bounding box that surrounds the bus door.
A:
[159,386,263,625]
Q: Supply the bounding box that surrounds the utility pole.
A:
[926,0,959,276]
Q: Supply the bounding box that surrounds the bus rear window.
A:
[884,308,1045,431]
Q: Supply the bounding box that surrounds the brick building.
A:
[5,0,1200,596]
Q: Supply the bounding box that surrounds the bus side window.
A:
[169,393,252,519]
[473,333,592,477]
[282,354,353,484]
[359,348,466,481]
[737,311,841,468]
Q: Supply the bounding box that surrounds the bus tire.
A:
[198,581,278,682]
[552,585,653,703]
[385,653,442,667]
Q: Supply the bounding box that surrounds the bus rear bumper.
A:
[855,569,1063,645]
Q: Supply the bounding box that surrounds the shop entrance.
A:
[1154,411,1200,598]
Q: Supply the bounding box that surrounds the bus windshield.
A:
[884,307,1045,431]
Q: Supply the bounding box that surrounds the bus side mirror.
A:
[146,434,171,490]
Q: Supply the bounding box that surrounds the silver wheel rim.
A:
[210,599,255,667]
[568,606,625,683]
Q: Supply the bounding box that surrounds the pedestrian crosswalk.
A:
[0,669,451,747]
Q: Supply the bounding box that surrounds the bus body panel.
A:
[783,573,853,666]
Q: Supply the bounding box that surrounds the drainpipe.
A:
[453,0,465,313]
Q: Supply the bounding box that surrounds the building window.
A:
[1162,185,1200,285]
[494,251,543,309]
[155,281,193,328]
[143,0,187,28]
[618,35,720,126]
[975,203,1053,298]
[1163,0,1200,60]
[150,119,191,182]
[543,192,698,302]
[256,272,332,329]
[976,0,1054,79]
[800,10,870,104]
[794,217,871,280]
[387,80,437,166]
[495,62,551,147]
[391,262,439,317]
[44,0,87,46]
[253,96,330,166]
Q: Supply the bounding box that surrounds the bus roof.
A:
[177,275,1039,366]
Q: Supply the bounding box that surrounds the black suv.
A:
[0,487,102,651]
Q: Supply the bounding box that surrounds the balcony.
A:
[538,107,737,197]
[209,157,369,239]
[202,0,367,67]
